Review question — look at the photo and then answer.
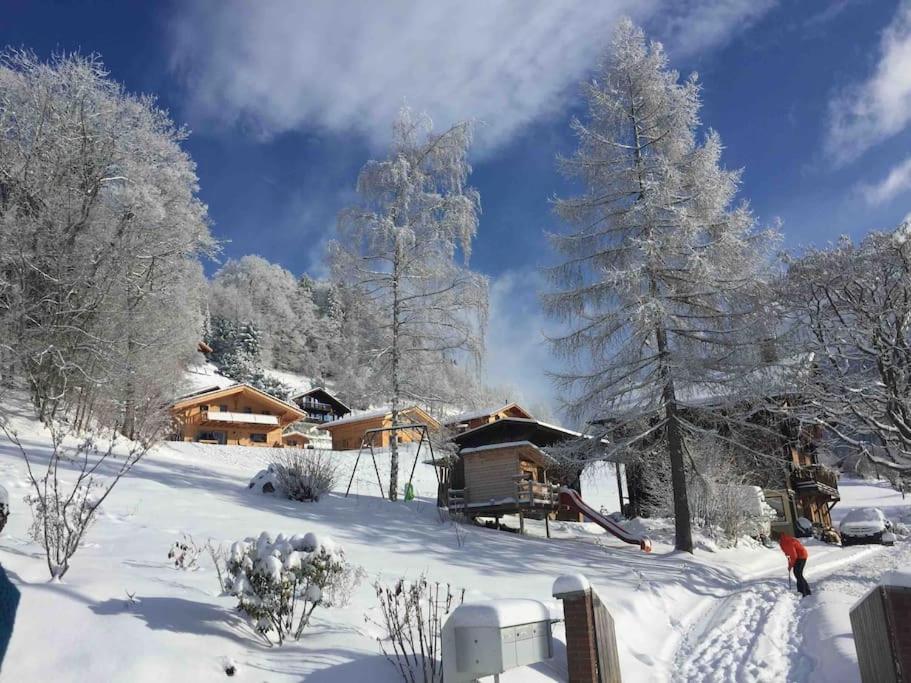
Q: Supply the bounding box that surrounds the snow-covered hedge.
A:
[222,531,363,645]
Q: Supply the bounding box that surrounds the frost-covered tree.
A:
[0,50,213,437]
[544,21,776,552]
[330,108,488,500]
[785,225,911,476]
[209,255,326,375]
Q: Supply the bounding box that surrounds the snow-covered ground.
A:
[0,397,907,681]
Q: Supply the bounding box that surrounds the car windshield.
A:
[843,508,884,523]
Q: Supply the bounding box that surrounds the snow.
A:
[450,599,551,628]
[552,574,590,596]
[882,570,911,588]
[0,392,909,682]
[459,440,541,455]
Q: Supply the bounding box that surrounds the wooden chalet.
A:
[170,384,306,447]
[289,387,350,424]
[318,405,441,451]
[448,417,588,523]
[445,403,534,433]
[281,430,311,448]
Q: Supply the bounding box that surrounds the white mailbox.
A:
[442,599,554,682]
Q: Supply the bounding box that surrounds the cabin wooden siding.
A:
[322,407,440,450]
[464,449,522,504]
[171,386,303,448]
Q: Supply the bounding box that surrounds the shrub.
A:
[368,576,465,683]
[222,531,363,646]
[272,449,339,502]
[168,534,202,571]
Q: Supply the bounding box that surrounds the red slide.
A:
[559,487,652,553]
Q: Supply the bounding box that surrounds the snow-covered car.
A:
[840,507,895,546]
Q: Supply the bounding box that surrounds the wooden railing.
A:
[791,464,839,496]
[515,476,560,508]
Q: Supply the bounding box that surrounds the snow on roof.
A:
[317,405,437,430]
[459,440,543,456]
[449,599,551,629]
[552,574,591,596]
[445,403,532,425]
[317,407,391,429]
[172,383,305,417]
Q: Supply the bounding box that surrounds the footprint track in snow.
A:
[673,580,804,683]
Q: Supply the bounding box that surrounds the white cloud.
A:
[484,269,558,415]
[826,1,911,164]
[860,155,911,204]
[168,1,772,153]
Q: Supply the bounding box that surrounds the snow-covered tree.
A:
[785,224,911,476]
[0,50,213,437]
[330,108,488,500]
[209,255,326,375]
[544,21,776,552]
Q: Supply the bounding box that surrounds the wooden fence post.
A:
[850,577,911,682]
[553,574,622,683]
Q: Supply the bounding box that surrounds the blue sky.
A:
[5,0,911,411]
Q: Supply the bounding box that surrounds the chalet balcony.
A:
[298,399,334,412]
[196,410,279,427]
[791,464,840,500]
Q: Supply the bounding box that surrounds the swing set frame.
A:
[343,422,442,500]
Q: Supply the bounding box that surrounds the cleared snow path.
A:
[673,544,888,683]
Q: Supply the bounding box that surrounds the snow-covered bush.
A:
[369,576,465,682]
[248,451,338,502]
[273,449,338,502]
[168,534,202,571]
[222,531,363,646]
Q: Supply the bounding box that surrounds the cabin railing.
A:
[791,464,839,496]
[514,475,560,508]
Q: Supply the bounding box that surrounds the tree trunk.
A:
[389,237,402,501]
[655,323,694,553]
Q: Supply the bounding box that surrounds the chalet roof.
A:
[444,402,534,426]
[459,440,555,467]
[171,383,306,419]
[452,417,584,450]
[282,430,311,439]
[317,405,441,431]
[289,387,351,414]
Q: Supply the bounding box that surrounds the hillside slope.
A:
[0,398,906,681]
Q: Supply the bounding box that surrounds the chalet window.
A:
[251,433,267,443]
[200,404,209,412]
[262,410,271,415]
[243,407,252,413]
[219,404,229,412]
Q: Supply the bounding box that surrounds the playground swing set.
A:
[344,423,443,502]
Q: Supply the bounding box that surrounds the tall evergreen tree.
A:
[545,21,775,552]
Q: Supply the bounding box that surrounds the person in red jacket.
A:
[779,533,811,597]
